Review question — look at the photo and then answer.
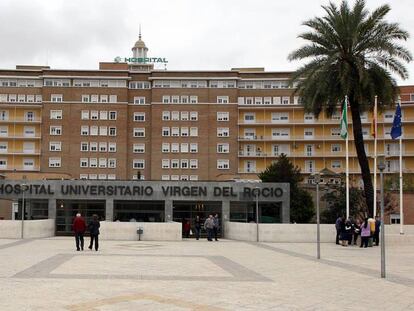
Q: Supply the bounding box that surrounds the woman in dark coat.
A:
[88,214,100,251]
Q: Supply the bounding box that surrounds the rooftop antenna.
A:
[164,63,167,71]
[139,24,142,40]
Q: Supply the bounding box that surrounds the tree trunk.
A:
[349,101,374,217]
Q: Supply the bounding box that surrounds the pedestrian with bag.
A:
[204,214,214,241]
[72,213,86,251]
[88,214,100,251]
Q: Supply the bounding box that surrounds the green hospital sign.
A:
[114,56,168,63]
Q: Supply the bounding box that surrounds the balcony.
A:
[238,135,414,141]
[0,166,40,172]
[0,118,42,123]
[0,150,41,155]
[0,135,41,139]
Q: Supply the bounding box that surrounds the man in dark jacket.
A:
[374,216,381,246]
[72,213,86,251]
[88,214,100,251]
[335,216,342,245]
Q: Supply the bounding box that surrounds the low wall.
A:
[224,222,414,243]
[0,219,55,239]
[99,221,182,241]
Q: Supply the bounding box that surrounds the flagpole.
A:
[346,97,349,219]
[373,96,378,217]
[399,99,404,235]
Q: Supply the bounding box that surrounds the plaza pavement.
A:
[0,237,413,310]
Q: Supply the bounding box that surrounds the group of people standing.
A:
[72,213,101,251]
[335,216,381,248]
[183,214,220,241]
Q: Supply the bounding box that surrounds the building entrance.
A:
[56,200,105,235]
[172,201,222,238]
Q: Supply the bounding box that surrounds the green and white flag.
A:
[340,97,348,139]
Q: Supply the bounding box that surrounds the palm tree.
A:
[288,0,411,216]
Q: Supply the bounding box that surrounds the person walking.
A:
[335,216,342,245]
[183,220,191,238]
[345,219,353,246]
[374,216,381,246]
[194,216,202,240]
[72,213,86,251]
[213,214,220,241]
[88,214,100,251]
[353,219,361,246]
[204,214,214,241]
[360,218,371,248]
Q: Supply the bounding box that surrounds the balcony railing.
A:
[0,118,42,123]
[0,150,41,155]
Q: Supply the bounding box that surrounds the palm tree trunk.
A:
[349,101,374,217]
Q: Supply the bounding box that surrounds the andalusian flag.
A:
[340,98,348,139]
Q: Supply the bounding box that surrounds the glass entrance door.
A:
[172,201,222,238]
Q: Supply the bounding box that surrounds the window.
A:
[190,96,198,104]
[90,126,98,136]
[217,96,229,104]
[108,142,116,152]
[133,128,145,137]
[50,126,62,135]
[89,158,98,168]
[190,143,198,153]
[217,159,230,169]
[109,111,117,120]
[171,175,179,180]
[91,95,99,103]
[171,159,179,169]
[133,159,145,169]
[90,142,98,152]
[0,142,7,153]
[181,96,189,104]
[331,111,340,120]
[217,112,229,121]
[35,95,42,102]
[27,95,34,103]
[22,158,35,170]
[245,160,256,172]
[90,111,98,120]
[254,97,262,105]
[24,111,35,122]
[109,127,117,136]
[331,160,342,169]
[162,111,170,120]
[109,95,117,103]
[305,160,315,173]
[80,158,88,168]
[304,128,314,139]
[305,144,314,156]
[238,97,245,105]
[264,97,272,105]
[49,158,61,168]
[272,128,290,139]
[190,127,198,137]
[23,126,35,137]
[217,127,229,137]
[304,113,314,123]
[331,144,341,153]
[271,113,288,123]
[162,96,170,103]
[181,127,189,137]
[190,175,198,181]
[331,128,341,136]
[100,95,108,103]
[0,126,8,137]
[217,143,229,153]
[49,142,61,151]
[172,96,180,103]
[99,126,107,136]
[281,96,290,105]
[81,126,89,136]
[181,111,189,120]
[0,158,7,169]
[108,158,116,168]
[273,97,281,105]
[181,143,189,153]
[81,110,89,120]
[162,127,170,136]
[50,110,62,120]
[81,142,88,151]
[9,94,16,102]
[162,175,170,180]
[134,97,146,105]
[171,127,179,136]
[181,159,189,169]
[99,142,107,152]
[99,158,107,168]
[0,110,8,121]
[80,174,88,180]
[51,94,63,102]
[99,111,108,120]
[89,174,97,180]
[134,112,145,122]
[171,143,179,153]
[244,113,255,123]
[162,143,170,153]
[82,95,90,103]
[162,159,170,168]
[171,111,179,120]
[190,159,198,169]
[98,174,107,180]
[272,144,290,156]
[133,143,145,153]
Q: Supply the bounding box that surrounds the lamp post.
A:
[255,186,260,242]
[21,183,29,239]
[378,156,386,278]
[314,173,321,259]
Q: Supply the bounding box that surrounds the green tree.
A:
[288,0,412,216]
[259,154,315,223]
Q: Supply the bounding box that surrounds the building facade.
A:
[0,35,413,185]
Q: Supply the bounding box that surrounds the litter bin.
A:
[137,227,143,241]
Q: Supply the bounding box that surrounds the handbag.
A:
[189,229,193,236]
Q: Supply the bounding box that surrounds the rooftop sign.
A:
[114,56,168,63]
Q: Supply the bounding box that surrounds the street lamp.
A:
[20,183,29,239]
[378,156,386,278]
[314,173,321,259]
[255,186,260,242]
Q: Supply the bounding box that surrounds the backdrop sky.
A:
[0,0,413,85]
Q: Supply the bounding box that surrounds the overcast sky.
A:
[0,0,413,85]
